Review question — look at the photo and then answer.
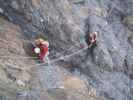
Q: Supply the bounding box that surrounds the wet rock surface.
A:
[0,0,133,100]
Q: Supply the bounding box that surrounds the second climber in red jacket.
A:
[34,38,49,62]
[86,32,97,47]
[85,32,98,61]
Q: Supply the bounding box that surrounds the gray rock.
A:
[0,0,133,100]
[124,16,133,30]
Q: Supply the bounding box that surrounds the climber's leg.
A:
[90,43,97,62]
[43,53,49,63]
[84,42,97,62]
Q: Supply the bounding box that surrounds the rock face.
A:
[0,0,133,100]
[0,18,34,100]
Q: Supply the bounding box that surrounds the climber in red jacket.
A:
[86,32,97,47]
[85,32,98,61]
[34,38,49,62]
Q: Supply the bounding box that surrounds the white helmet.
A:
[94,32,98,36]
[34,47,40,54]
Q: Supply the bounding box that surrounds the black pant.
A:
[85,43,97,62]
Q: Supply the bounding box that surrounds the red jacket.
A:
[37,44,49,60]
[89,33,96,44]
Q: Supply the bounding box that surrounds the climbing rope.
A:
[32,44,92,67]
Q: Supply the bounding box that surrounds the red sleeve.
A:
[38,45,48,60]
[43,47,48,53]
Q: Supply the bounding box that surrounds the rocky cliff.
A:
[0,0,133,100]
